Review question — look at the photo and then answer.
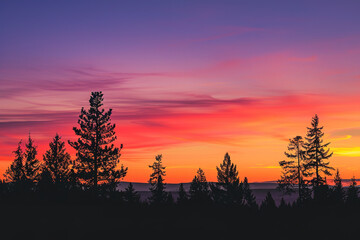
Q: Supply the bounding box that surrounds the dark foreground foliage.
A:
[0,194,358,240]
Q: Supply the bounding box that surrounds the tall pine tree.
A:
[189,168,210,203]
[37,167,54,195]
[243,177,257,209]
[211,152,243,205]
[148,154,168,205]
[278,136,308,200]
[304,114,334,188]
[346,176,358,206]
[69,92,127,191]
[4,141,25,183]
[23,134,40,183]
[331,169,344,205]
[43,134,73,188]
[177,183,188,205]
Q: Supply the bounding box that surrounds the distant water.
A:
[118,180,359,205]
[117,182,297,205]
[117,181,280,192]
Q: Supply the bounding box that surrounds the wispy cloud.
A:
[331,135,352,141]
[333,147,360,157]
[330,128,360,138]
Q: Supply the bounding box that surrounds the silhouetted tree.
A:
[0,179,8,201]
[278,136,308,200]
[67,168,81,191]
[148,154,168,205]
[37,167,54,196]
[346,176,358,206]
[166,193,174,206]
[69,91,127,191]
[43,134,73,190]
[304,114,334,189]
[260,192,276,211]
[279,197,288,209]
[4,141,25,183]
[189,168,210,204]
[23,134,41,184]
[331,169,344,205]
[243,177,257,209]
[211,153,243,205]
[124,183,140,204]
[314,182,332,204]
[149,175,167,205]
[177,183,188,205]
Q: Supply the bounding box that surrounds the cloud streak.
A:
[1,0,360,182]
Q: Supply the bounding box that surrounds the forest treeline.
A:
[1,91,359,211]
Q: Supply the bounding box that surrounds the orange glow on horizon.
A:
[1,94,360,184]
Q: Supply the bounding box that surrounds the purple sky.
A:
[1,0,360,182]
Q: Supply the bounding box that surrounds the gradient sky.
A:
[1,0,360,183]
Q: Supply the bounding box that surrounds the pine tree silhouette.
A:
[278,136,308,200]
[177,183,188,205]
[211,152,243,205]
[43,134,73,190]
[304,114,334,188]
[166,193,174,206]
[23,134,40,190]
[69,92,127,192]
[148,154,168,205]
[260,192,276,211]
[189,168,210,204]
[67,168,81,191]
[37,167,54,196]
[279,197,288,209]
[124,183,140,204]
[243,177,257,209]
[346,176,358,206]
[4,141,25,183]
[331,169,344,205]
[314,182,331,203]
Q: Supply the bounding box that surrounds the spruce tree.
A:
[166,193,174,206]
[217,153,239,184]
[278,136,307,200]
[23,134,40,183]
[189,168,210,203]
[67,168,81,190]
[260,192,276,211]
[331,169,344,204]
[43,134,73,189]
[124,183,140,204]
[211,152,242,205]
[346,176,358,206]
[69,91,127,190]
[279,198,288,209]
[4,141,25,183]
[304,114,334,188]
[243,177,257,209]
[177,183,189,205]
[37,167,54,195]
[148,154,168,205]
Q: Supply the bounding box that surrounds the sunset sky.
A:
[1,0,360,183]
